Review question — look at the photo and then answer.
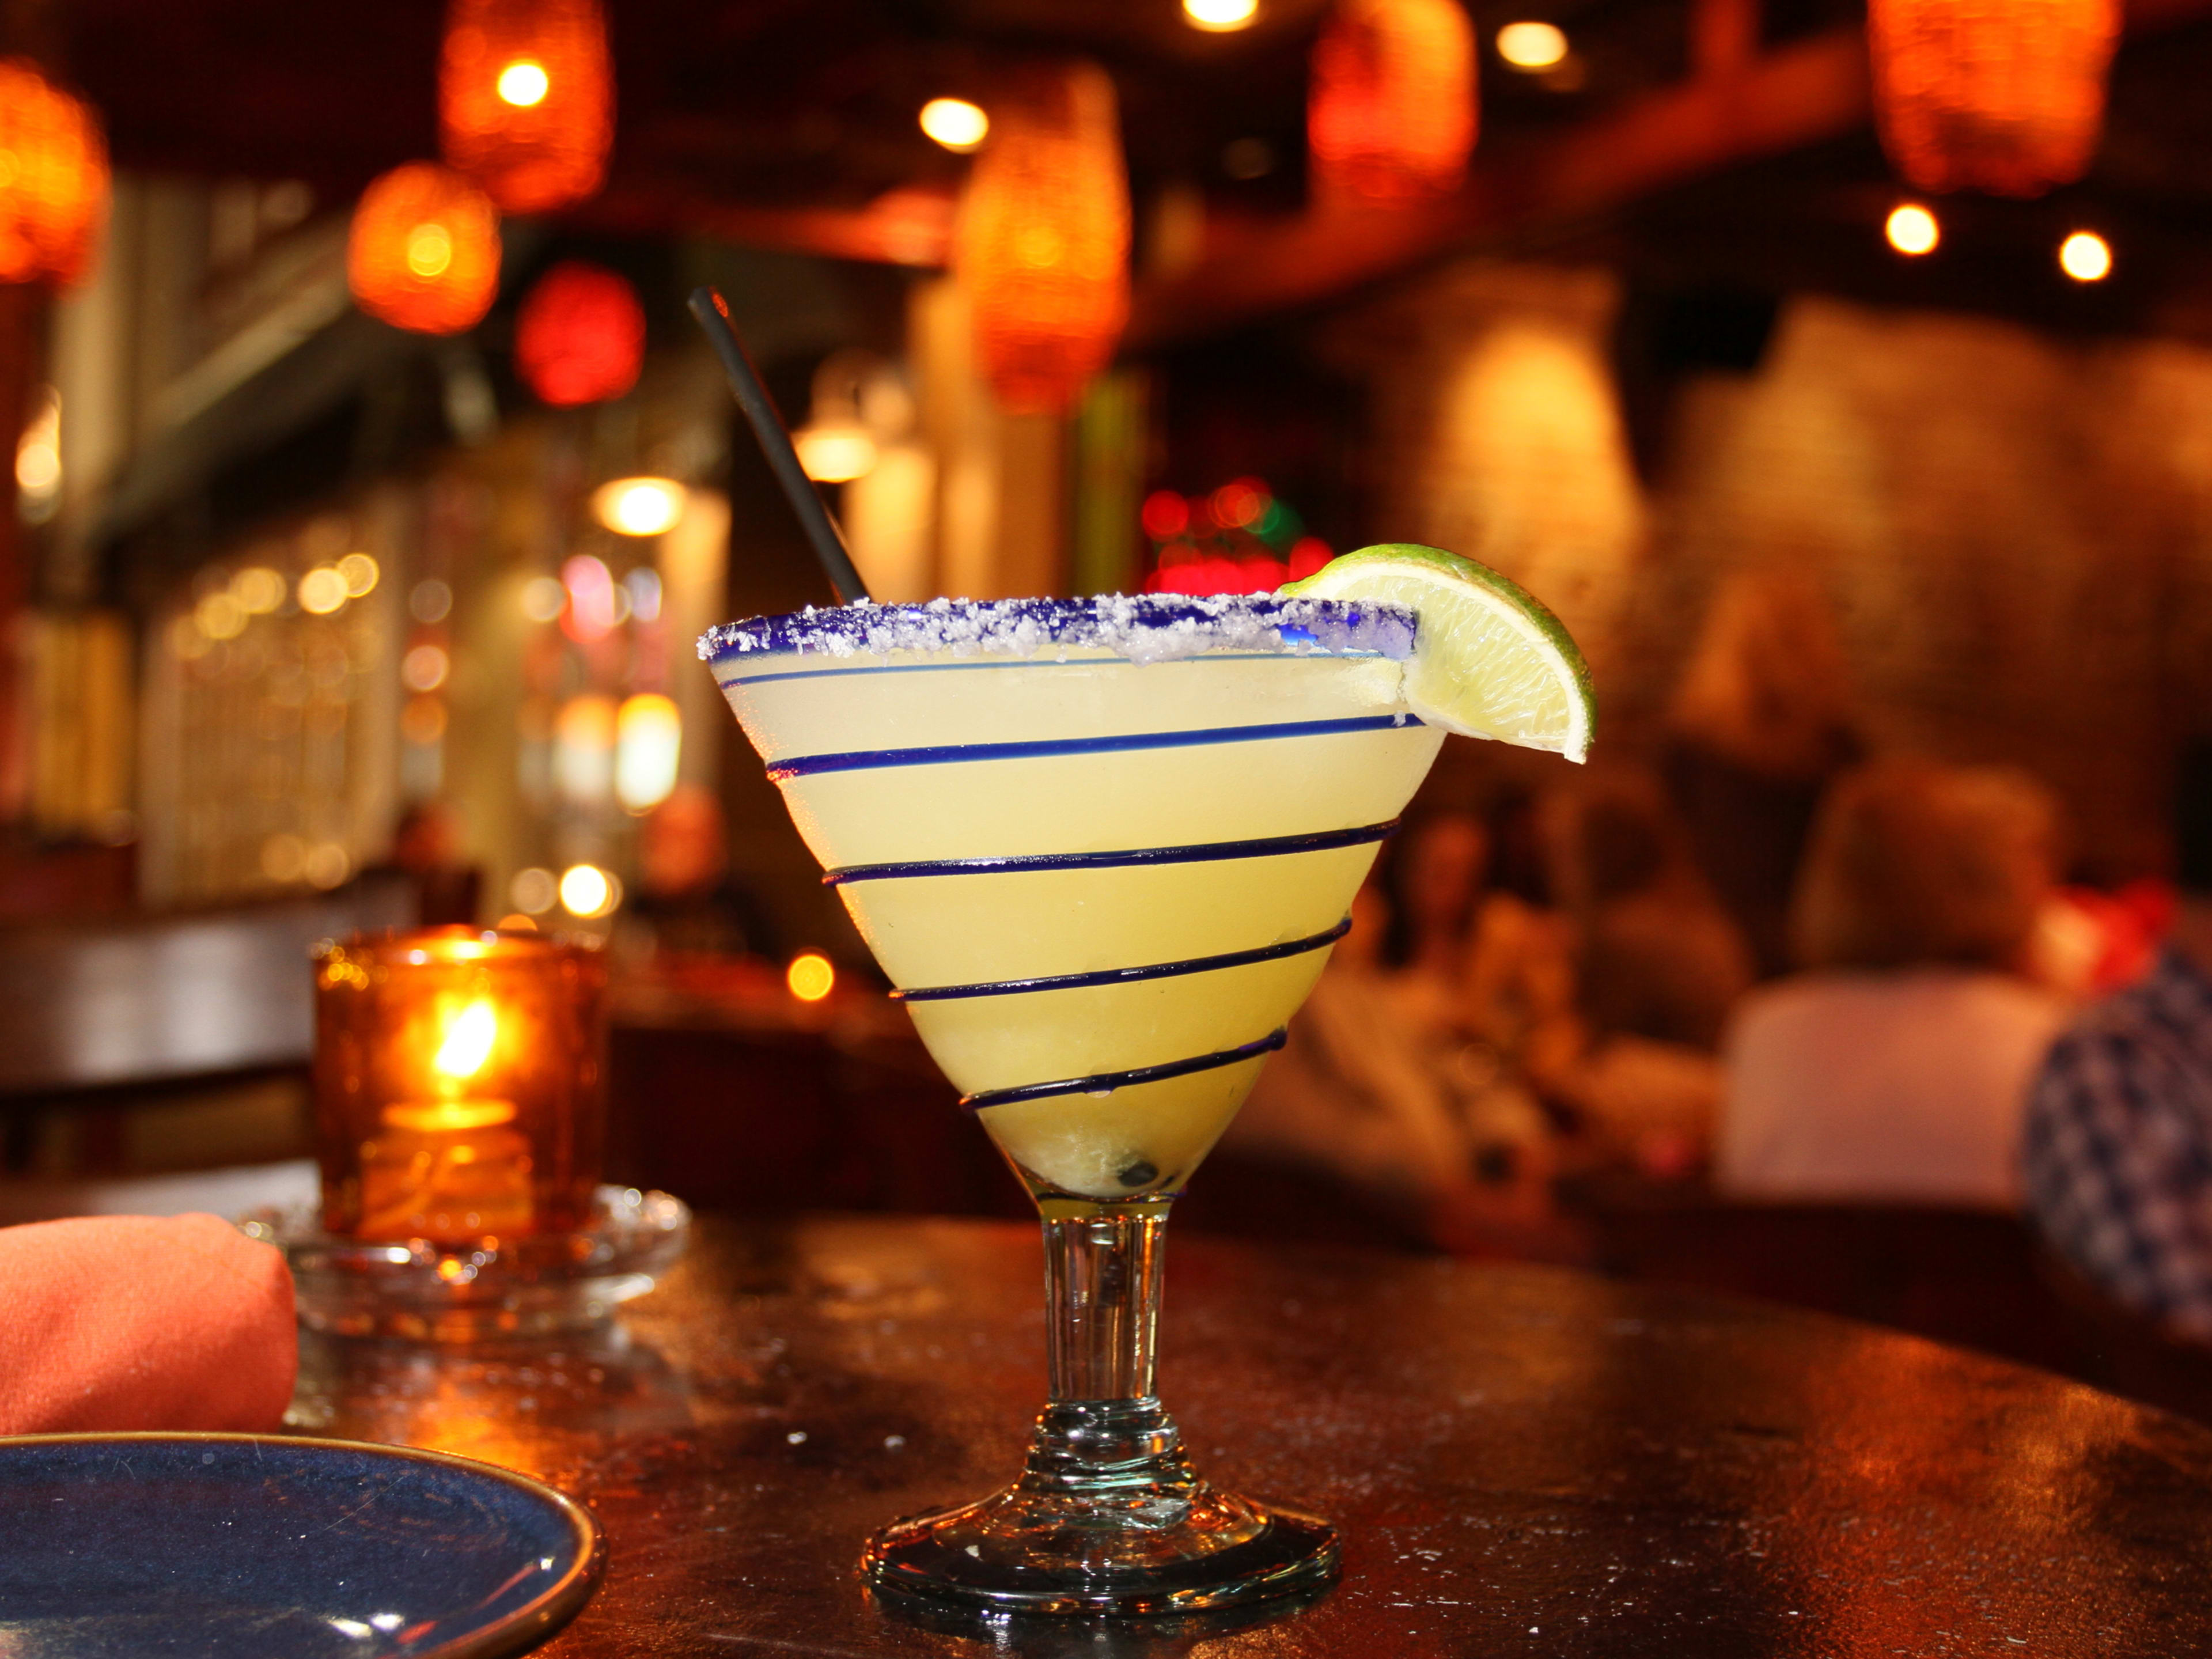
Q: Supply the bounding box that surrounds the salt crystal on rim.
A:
[699,594,1418,666]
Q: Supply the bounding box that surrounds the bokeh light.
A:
[919,97,989,152]
[592,476,687,537]
[2059,230,2111,282]
[794,422,878,482]
[196,591,247,640]
[232,567,286,614]
[786,952,836,1002]
[1184,0,1259,30]
[400,696,448,744]
[402,643,451,693]
[1141,491,1191,540]
[411,579,454,623]
[1496,20,1568,68]
[554,694,618,804]
[1885,203,1940,256]
[497,59,550,107]
[561,554,620,642]
[1211,478,1268,528]
[298,567,349,615]
[615,693,682,813]
[509,866,558,914]
[337,552,380,596]
[558,862,618,918]
[521,575,567,623]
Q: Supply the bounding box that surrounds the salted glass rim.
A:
[697,592,1420,667]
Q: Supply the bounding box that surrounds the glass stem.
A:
[1044,1206,1165,1401]
[1020,1205,1199,1513]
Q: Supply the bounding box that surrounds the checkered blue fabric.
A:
[2024,948,2212,1339]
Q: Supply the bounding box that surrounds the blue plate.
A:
[0,1433,604,1658]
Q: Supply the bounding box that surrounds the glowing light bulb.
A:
[298,567,349,615]
[14,437,56,493]
[1183,0,1259,30]
[497,59,550,107]
[919,97,989,153]
[1497,21,1569,69]
[794,422,878,483]
[405,222,454,278]
[433,1000,498,1078]
[615,693,681,812]
[591,476,687,537]
[558,862,617,918]
[786,952,836,1002]
[1885,203,1940,256]
[232,567,285,614]
[2059,230,2111,282]
[338,552,380,596]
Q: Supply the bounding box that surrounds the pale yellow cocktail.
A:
[706,593,1441,1208]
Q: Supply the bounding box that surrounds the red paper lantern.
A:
[348,163,501,336]
[0,58,109,287]
[1869,0,2118,196]
[441,0,613,214]
[954,62,1129,418]
[515,260,643,406]
[1308,0,1478,206]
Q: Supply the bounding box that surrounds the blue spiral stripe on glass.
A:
[766,715,1414,781]
[893,919,1350,1004]
[822,820,1397,885]
[960,1029,1290,1112]
[720,651,1385,690]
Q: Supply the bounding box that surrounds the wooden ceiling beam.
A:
[583,183,957,270]
[1127,0,2212,349]
[1127,26,1868,349]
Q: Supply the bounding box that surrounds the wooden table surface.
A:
[294,1214,2212,1657]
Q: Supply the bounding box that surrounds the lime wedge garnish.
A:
[1283,543,1595,763]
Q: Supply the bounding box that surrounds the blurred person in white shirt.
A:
[1717,758,2069,1209]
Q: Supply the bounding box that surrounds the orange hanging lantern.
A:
[955,62,1129,419]
[0,58,110,287]
[1308,0,1477,207]
[441,0,613,213]
[1868,0,2118,196]
[348,163,501,336]
[515,260,644,406]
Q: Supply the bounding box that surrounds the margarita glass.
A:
[704,593,1445,1613]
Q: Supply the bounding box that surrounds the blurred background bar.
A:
[5,0,2212,1420]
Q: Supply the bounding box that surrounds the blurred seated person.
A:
[2025,744,2212,1341]
[1386,806,1585,1101]
[1487,771,1744,1180]
[624,783,781,960]
[1717,758,2068,1208]
[1664,569,1863,979]
[1541,769,1755,1052]
[1226,813,1574,1255]
[387,801,479,925]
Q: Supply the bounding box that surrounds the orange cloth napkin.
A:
[0,1213,297,1435]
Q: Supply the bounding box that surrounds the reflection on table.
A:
[296,1213,2212,1657]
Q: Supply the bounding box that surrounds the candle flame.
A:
[433,999,499,1079]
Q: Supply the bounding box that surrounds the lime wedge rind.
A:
[1282,543,1596,764]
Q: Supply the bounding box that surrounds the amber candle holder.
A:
[313,927,608,1245]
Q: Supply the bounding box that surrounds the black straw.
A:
[686,286,873,606]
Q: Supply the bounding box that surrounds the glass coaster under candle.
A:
[242,1184,690,1342]
[291,925,686,1339]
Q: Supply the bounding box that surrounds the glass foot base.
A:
[863,1490,1338,1615]
[860,1402,1338,1615]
